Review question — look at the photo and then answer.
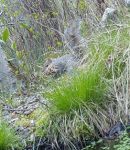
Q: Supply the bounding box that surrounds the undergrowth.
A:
[42,23,130,149]
[0,120,21,150]
[1,1,130,150]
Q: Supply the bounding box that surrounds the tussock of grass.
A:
[45,65,107,113]
[0,120,20,150]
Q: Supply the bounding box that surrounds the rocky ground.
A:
[0,93,48,146]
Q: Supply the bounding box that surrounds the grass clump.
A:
[88,26,129,79]
[45,65,107,113]
[0,120,20,150]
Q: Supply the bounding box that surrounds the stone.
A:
[0,45,17,91]
[100,7,117,27]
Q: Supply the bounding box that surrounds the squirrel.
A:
[43,54,78,78]
[43,18,87,78]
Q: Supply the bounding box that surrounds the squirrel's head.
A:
[44,64,58,76]
[43,59,59,76]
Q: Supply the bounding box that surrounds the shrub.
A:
[0,120,20,150]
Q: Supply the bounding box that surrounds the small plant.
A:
[45,65,107,113]
[0,120,20,150]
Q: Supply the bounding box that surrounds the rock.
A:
[0,45,17,91]
[16,126,31,139]
[100,7,117,27]
[0,47,11,82]
[104,121,125,140]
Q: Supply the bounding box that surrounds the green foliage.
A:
[45,65,107,113]
[113,132,130,150]
[90,26,130,57]
[2,28,10,42]
[78,0,88,11]
[11,41,17,50]
[20,23,30,29]
[0,120,20,150]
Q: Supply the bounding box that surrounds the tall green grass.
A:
[45,64,107,113]
[0,120,20,150]
[88,26,130,79]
